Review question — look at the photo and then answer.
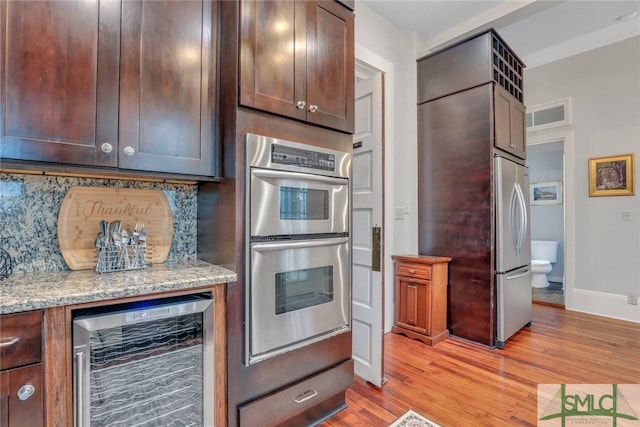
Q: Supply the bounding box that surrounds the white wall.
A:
[525,36,640,322]
[355,4,640,323]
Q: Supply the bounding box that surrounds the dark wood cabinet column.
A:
[416,29,526,347]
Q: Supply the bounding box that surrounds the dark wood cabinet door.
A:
[0,1,120,167]
[239,0,307,122]
[494,85,526,159]
[306,1,354,133]
[119,0,218,176]
[395,277,430,335]
[0,364,44,427]
[239,0,354,134]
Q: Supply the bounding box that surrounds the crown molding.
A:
[524,18,640,69]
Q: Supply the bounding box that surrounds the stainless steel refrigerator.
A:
[494,155,532,348]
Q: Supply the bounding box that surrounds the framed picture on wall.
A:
[530,181,563,205]
[588,154,635,197]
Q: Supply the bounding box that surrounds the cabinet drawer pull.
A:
[294,389,318,404]
[408,269,416,274]
[0,337,19,348]
[17,384,35,401]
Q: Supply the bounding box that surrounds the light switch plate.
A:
[394,207,405,220]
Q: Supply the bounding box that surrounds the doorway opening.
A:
[526,131,570,307]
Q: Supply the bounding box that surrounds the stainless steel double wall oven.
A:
[245,133,351,365]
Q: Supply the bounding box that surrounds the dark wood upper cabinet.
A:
[417,29,525,161]
[494,84,526,159]
[417,30,524,105]
[1,0,219,178]
[0,1,120,167]
[240,0,354,134]
[119,0,218,176]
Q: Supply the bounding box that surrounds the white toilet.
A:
[531,240,559,288]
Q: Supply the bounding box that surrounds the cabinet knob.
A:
[17,384,35,401]
[100,143,113,154]
[123,146,135,156]
[308,104,318,113]
[296,100,306,109]
[408,269,416,274]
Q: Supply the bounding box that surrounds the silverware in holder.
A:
[95,221,149,273]
[0,247,13,281]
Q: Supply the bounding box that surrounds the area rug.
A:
[388,409,442,427]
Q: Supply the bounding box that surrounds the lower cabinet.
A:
[0,310,44,427]
[391,255,452,346]
[40,285,228,427]
[0,364,44,427]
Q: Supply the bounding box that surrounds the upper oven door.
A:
[250,168,349,237]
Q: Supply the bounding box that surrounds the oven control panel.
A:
[272,144,335,171]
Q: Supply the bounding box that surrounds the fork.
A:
[133,222,145,267]
[138,226,147,267]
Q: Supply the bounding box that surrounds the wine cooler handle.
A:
[75,351,84,427]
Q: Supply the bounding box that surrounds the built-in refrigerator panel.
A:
[495,156,531,272]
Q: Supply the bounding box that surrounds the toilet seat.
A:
[531,260,552,288]
[531,260,551,268]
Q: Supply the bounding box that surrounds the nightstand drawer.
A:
[397,262,431,280]
[0,310,42,370]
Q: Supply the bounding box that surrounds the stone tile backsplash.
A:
[0,173,197,274]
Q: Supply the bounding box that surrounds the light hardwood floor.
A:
[321,304,640,426]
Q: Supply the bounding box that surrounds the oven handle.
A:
[251,168,348,186]
[251,237,349,252]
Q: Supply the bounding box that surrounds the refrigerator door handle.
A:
[509,184,519,252]
[515,182,528,252]
[506,268,530,280]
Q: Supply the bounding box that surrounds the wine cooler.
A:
[72,293,214,427]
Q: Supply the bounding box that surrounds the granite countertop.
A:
[0,260,237,314]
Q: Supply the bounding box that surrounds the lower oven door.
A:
[248,237,350,365]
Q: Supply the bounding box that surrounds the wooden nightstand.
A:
[391,255,452,346]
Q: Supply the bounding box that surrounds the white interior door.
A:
[352,72,384,387]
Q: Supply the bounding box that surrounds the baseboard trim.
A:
[547,275,563,284]
[567,288,640,323]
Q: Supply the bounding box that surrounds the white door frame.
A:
[355,44,396,333]
[527,127,575,308]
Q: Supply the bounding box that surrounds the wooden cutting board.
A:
[58,187,173,270]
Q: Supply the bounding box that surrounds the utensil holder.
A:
[95,242,149,273]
